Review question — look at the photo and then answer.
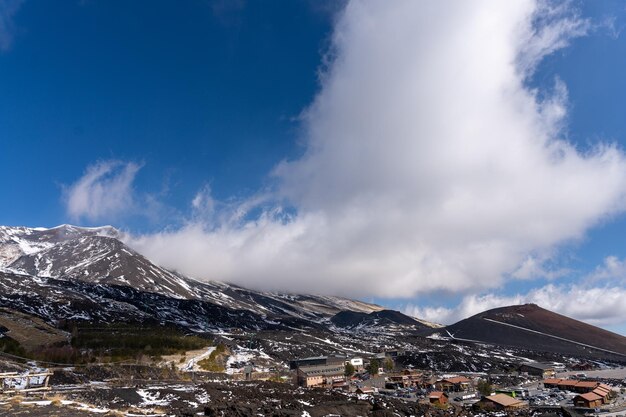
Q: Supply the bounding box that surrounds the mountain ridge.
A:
[1,224,624,363]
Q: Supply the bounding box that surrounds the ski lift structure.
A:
[0,370,53,394]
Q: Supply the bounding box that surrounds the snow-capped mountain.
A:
[0,224,118,261]
[1,225,624,366]
[0,224,395,331]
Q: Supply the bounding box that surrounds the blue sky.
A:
[2,1,626,334]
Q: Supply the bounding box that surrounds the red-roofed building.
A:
[435,376,472,392]
[574,381,600,393]
[477,394,527,410]
[543,378,562,389]
[557,379,579,391]
[574,392,603,408]
[429,391,448,405]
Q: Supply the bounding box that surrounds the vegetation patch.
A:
[69,324,210,362]
[198,343,228,372]
[0,335,26,357]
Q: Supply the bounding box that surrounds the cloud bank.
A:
[126,1,626,302]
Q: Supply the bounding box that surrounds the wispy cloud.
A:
[126,1,626,302]
[0,0,24,52]
[586,255,626,284]
[64,160,142,222]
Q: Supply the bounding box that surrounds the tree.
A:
[367,358,380,376]
[345,362,355,377]
[477,379,492,396]
[383,357,394,372]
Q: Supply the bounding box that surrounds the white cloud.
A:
[510,254,570,280]
[587,255,626,283]
[65,160,141,222]
[129,1,626,298]
[0,0,24,51]
[405,283,626,328]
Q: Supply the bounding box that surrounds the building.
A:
[478,394,527,411]
[435,376,472,392]
[573,380,600,393]
[557,379,579,391]
[543,378,562,389]
[347,357,364,371]
[573,392,604,408]
[290,354,347,370]
[355,387,375,394]
[519,362,556,378]
[295,364,345,388]
[429,391,448,405]
[592,385,612,403]
[572,362,594,371]
[386,371,427,389]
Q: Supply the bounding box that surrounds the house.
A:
[435,376,472,392]
[543,378,562,389]
[295,364,345,388]
[573,392,604,408]
[592,388,610,403]
[592,385,612,403]
[518,362,556,378]
[429,391,448,405]
[478,394,527,410]
[387,371,426,388]
[572,362,594,371]
[355,387,375,395]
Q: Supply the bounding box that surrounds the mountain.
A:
[0,224,388,332]
[331,309,427,330]
[1,224,625,369]
[432,303,626,358]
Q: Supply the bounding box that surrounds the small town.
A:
[2,347,626,416]
[286,352,626,414]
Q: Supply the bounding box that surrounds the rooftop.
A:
[557,379,579,386]
[298,364,345,376]
[576,392,603,402]
[484,393,524,407]
[575,381,599,388]
[443,376,471,384]
[520,362,554,370]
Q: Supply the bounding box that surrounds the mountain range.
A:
[1,224,625,365]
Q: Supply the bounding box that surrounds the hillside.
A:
[435,303,626,358]
[331,309,428,330]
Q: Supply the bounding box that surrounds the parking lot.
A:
[557,368,626,380]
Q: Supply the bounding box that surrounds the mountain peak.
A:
[441,303,626,358]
